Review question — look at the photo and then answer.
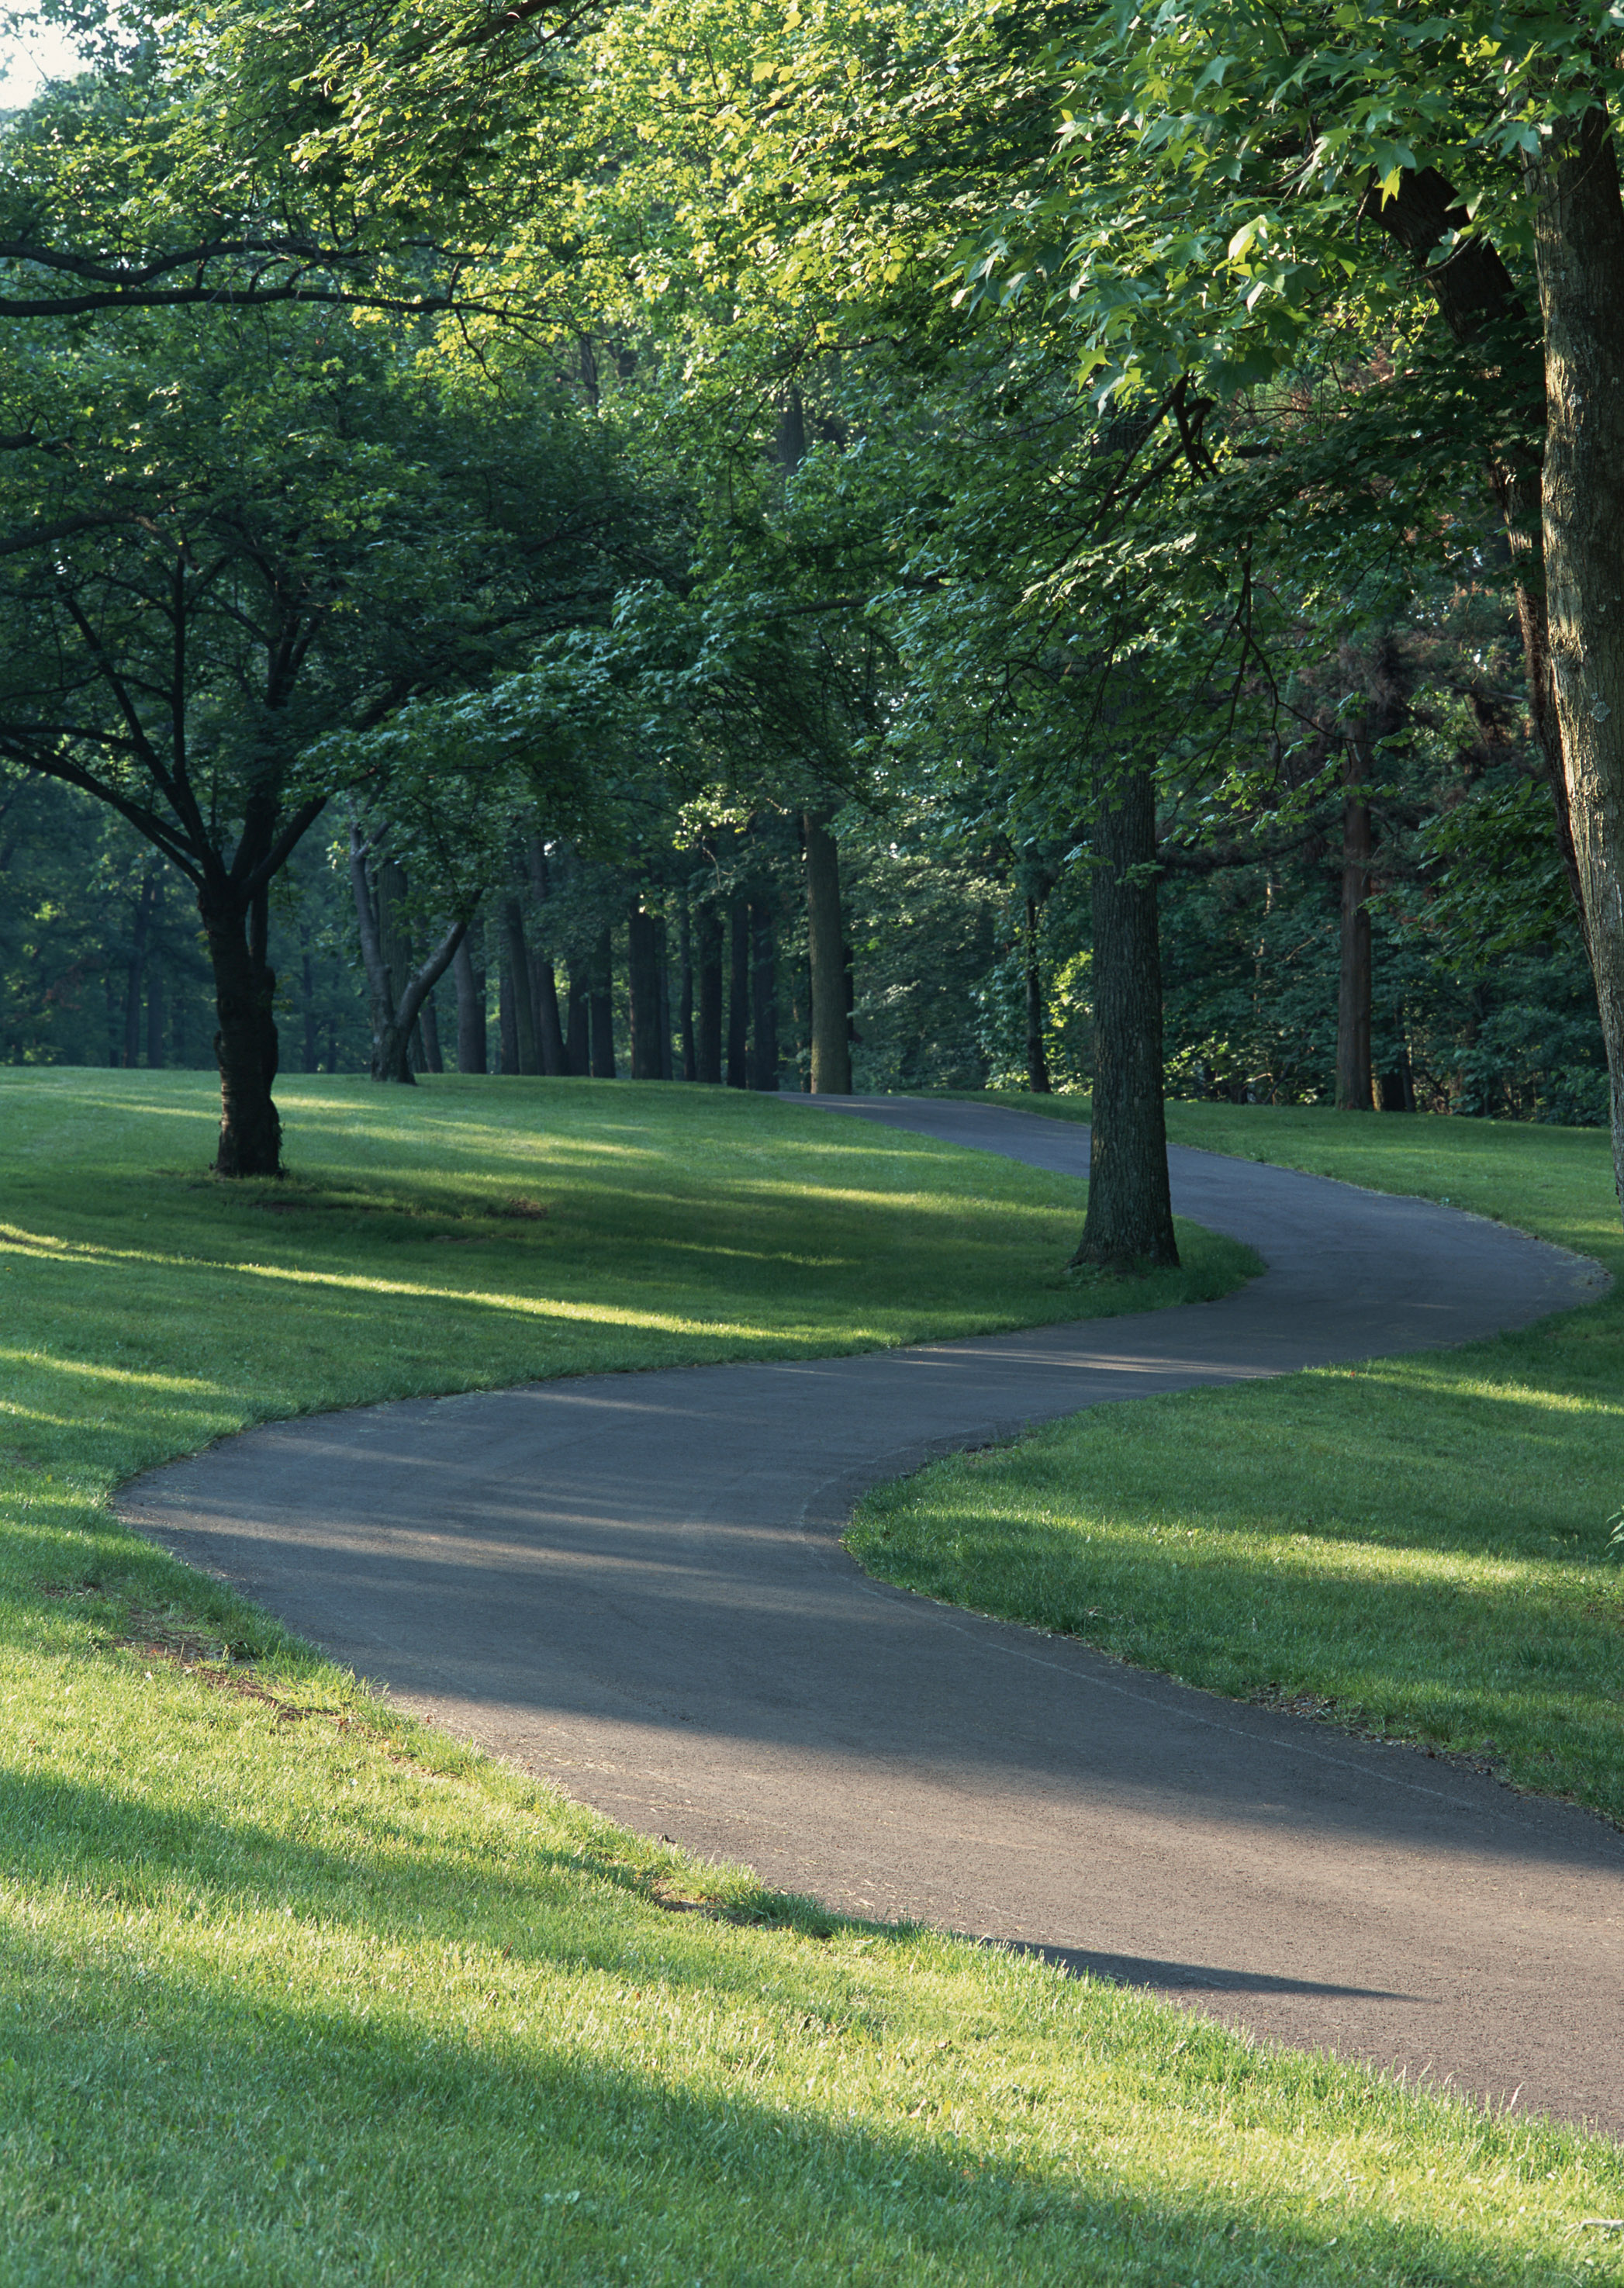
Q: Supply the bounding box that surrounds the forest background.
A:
[0,0,1612,1166]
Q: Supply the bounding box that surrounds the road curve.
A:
[118,1099,1623,2134]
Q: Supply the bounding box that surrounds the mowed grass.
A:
[2,1069,1622,2284]
[854,1094,1624,1827]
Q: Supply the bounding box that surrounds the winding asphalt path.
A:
[119,1100,1624,2132]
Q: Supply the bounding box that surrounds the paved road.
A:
[119,1099,1624,2133]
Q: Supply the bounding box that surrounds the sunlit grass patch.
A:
[0,1071,1617,2276]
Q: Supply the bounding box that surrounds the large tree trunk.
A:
[804,814,852,1094]
[727,900,750,1087]
[201,880,282,1177]
[589,928,617,1077]
[454,935,487,1073]
[1073,764,1178,1270]
[1025,890,1052,1094]
[1335,745,1374,1111]
[748,898,779,1091]
[1534,104,1624,1201]
[696,905,724,1082]
[627,904,663,1078]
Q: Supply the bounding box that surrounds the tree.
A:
[954,0,1624,1202]
[0,302,625,1166]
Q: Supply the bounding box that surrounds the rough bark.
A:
[589,928,617,1078]
[1335,746,1374,1111]
[696,905,724,1083]
[501,897,541,1075]
[748,899,779,1091]
[1025,890,1052,1094]
[803,814,852,1094]
[1532,103,1624,1199]
[627,904,663,1079]
[1072,764,1178,1270]
[454,935,488,1073]
[727,900,750,1087]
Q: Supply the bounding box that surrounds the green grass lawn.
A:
[2,1069,1621,2284]
[855,1093,1624,1827]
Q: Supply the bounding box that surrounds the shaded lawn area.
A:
[855,1094,1624,1827]
[1,1070,1619,2278]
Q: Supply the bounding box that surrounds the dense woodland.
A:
[2,0,1621,1233]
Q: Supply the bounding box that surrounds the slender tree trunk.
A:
[300,935,319,1073]
[696,905,724,1082]
[502,897,541,1075]
[589,928,617,1078]
[727,900,750,1087]
[565,969,589,1075]
[803,814,852,1094]
[1335,746,1374,1111]
[1371,167,1588,931]
[378,858,412,1028]
[348,828,468,1084]
[534,961,566,1073]
[420,990,444,1074]
[748,899,779,1091]
[124,869,157,1066]
[627,904,663,1079]
[1533,104,1624,1201]
[524,840,567,1074]
[1073,764,1177,1270]
[146,959,165,1070]
[201,880,282,1177]
[1379,1028,1415,1113]
[658,921,674,1078]
[454,936,487,1073]
[1025,891,1052,1094]
[496,955,516,1072]
[679,904,697,1081]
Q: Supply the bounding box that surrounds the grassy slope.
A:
[1,1071,1619,2285]
[854,1094,1624,1827]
